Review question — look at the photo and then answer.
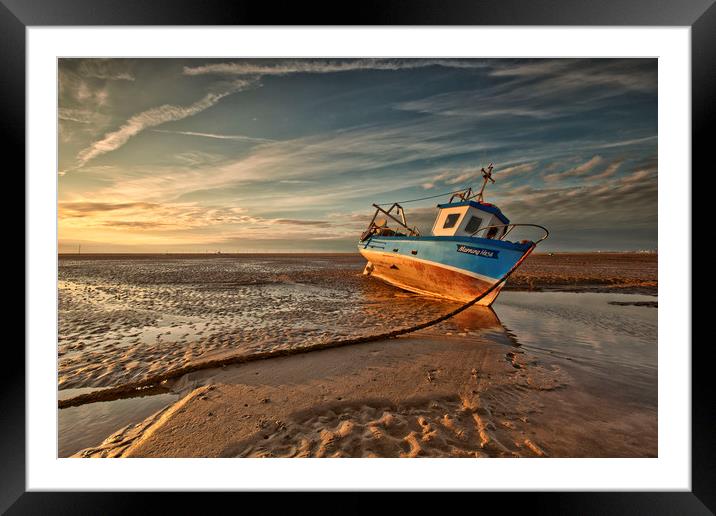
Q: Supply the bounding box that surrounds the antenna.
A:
[473,163,495,202]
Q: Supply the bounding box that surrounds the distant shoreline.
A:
[58,251,657,258]
[57,252,657,295]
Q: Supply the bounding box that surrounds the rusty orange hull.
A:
[359,248,505,306]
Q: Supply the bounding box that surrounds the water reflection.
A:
[494,291,657,406]
[59,391,179,457]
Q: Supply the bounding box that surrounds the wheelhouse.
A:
[359,163,545,244]
[431,200,509,239]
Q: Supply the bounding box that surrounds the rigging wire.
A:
[375,186,471,206]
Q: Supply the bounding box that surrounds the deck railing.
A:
[470,223,550,244]
[360,203,421,241]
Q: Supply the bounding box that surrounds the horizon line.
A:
[58,250,658,255]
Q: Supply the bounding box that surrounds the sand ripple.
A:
[59,256,461,390]
[230,394,553,458]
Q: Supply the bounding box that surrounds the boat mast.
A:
[473,163,495,202]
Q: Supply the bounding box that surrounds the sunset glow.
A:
[58,58,657,252]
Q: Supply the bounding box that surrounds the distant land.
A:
[58,252,657,296]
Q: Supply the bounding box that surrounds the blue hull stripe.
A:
[359,235,529,280]
[365,234,530,252]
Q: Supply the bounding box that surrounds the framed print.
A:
[8,0,712,512]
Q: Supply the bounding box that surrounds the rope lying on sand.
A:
[58,244,537,409]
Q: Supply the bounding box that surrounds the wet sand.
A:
[75,335,562,457]
[59,253,657,458]
[69,292,657,459]
[506,252,657,294]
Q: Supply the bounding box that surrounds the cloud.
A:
[172,117,500,194]
[489,59,656,92]
[397,96,559,119]
[422,168,482,188]
[58,108,113,148]
[543,156,604,182]
[59,68,110,109]
[421,162,536,190]
[395,59,656,120]
[590,135,657,149]
[152,129,274,143]
[58,58,657,251]
[588,160,623,181]
[59,202,159,217]
[621,168,655,185]
[59,108,99,124]
[182,58,489,77]
[492,167,657,240]
[496,162,537,178]
[77,59,135,81]
[173,151,227,167]
[60,200,260,234]
[101,221,169,229]
[272,219,332,227]
[59,108,113,141]
[68,80,255,172]
[60,199,337,235]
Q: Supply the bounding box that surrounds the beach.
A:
[507,252,657,294]
[58,252,657,458]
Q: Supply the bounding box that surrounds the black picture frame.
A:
[6,0,711,513]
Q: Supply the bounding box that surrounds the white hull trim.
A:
[359,248,499,285]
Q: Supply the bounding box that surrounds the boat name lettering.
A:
[455,244,499,259]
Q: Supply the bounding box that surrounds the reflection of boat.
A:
[358,164,548,306]
[445,305,503,333]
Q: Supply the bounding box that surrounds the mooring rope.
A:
[58,244,537,409]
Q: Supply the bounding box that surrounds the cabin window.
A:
[486,227,499,239]
[443,213,461,229]
[464,216,483,234]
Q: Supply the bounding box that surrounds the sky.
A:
[58,58,657,253]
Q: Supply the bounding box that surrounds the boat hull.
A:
[358,235,532,306]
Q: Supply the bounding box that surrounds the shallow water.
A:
[58,255,657,457]
[59,391,179,457]
[495,291,657,406]
[58,255,460,390]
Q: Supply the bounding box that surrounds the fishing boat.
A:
[358,164,548,306]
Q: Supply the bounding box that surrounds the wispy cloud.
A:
[496,162,538,178]
[152,129,274,143]
[58,108,112,146]
[58,196,347,249]
[543,156,604,182]
[77,59,135,81]
[60,200,256,230]
[396,59,656,121]
[488,59,656,92]
[588,160,623,181]
[422,162,538,190]
[59,108,101,124]
[172,151,227,167]
[58,58,657,251]
[273,219,332,227]
[59,68,110,111]
[491,166,657,239]
[182,59,488,77]
[66,80,255,173]
[590,136,657,149]
[59,202,160,217]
